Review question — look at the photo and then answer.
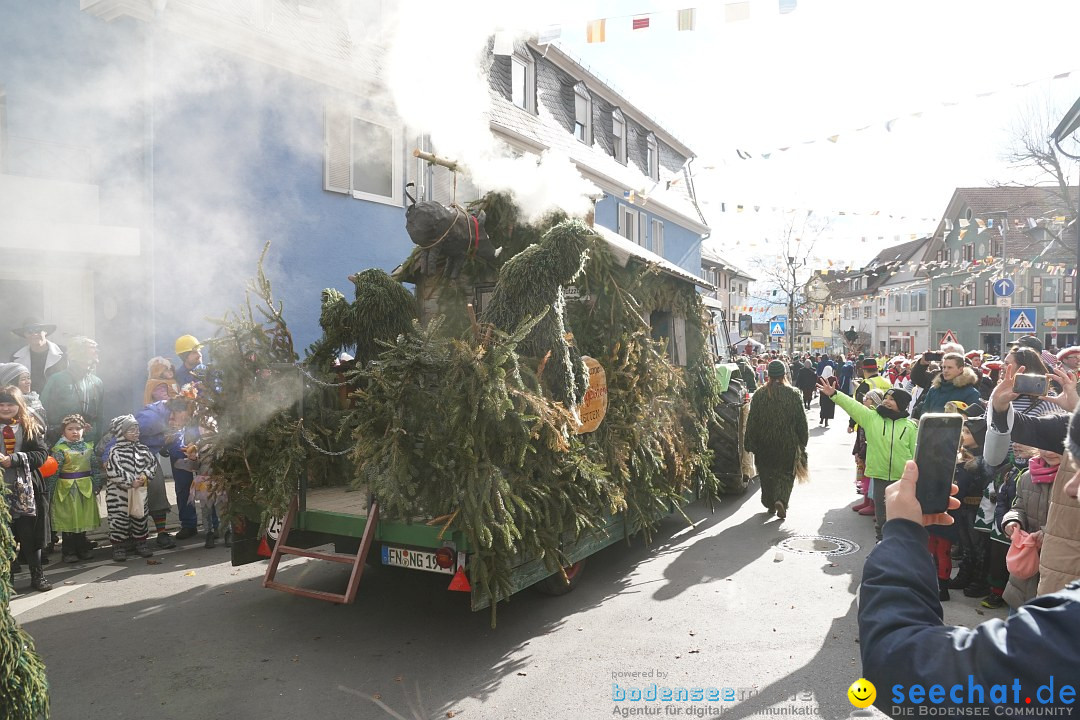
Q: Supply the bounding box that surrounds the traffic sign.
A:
[770,320,786,337]
[993,278,1015,298]
[996,297,1012,307]
[1008,307,1037,333]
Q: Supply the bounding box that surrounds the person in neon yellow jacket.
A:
[819,380,917,541]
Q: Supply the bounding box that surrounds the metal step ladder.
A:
[262,495,379,604]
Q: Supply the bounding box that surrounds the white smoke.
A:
[381,1,597,221]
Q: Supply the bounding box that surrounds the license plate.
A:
[381,545,454,575]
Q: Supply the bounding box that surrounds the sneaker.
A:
[155,532,176,549]
[175,527,198,541]
[981,594,1005,609]
[134,541,154,558]
[112,547,128,562]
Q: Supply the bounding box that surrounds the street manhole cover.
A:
[776,535,860,557]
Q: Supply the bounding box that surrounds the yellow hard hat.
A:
[174,334,203,355]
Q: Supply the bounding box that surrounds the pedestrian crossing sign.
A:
[1008,307,1037,333]
[770,320,786,336]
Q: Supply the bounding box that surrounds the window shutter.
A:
[324,104,351,193]
[430,164,454,205]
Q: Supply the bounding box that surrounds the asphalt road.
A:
[12,398,998,720]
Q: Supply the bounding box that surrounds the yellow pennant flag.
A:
[726,2,750,22]
[586,18,606,43]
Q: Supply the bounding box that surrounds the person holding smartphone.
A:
[818,380,917,541]
[912,352,981,418]
[857,457,1080,714]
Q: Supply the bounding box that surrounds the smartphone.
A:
[923,351,943,362]
[913,413,964,514]
[1013,373,1049,397]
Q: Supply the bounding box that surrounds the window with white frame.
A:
[619,204,647,247]
[646,132,659,181]
[324,105,402,206]
[573,83,592,144]
[878,296,886,317]
[863,305,872,319]
[651,219,664,256]
[511,53,535,113]
[612,108,626,164]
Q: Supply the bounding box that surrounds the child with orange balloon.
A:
[49,414,103,562]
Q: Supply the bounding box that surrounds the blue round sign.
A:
[993,279,1015,298]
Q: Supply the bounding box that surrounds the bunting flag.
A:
[725,2,751,22]
[719,64,1080,161]
[586,18,606,43]
[537,24,561,45]
[632,16,650,30]
[779,0,797,13]
[677,8,697,30]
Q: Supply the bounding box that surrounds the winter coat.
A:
[1037,457,1080,596]
[1001,463,1057,607]
[913,367,981,418]
[39,368,104,443]
[134,401,185,461]
[11,340,65,390]
[987,404,1069,460]
[832,391,917,482]
[1,422,51,549]
[859,519,1080,713]
[744,382,808,473]
[909,359,936,391]
[837,362,854,395]
[795,366,817,393]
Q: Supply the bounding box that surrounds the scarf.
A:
[2,420,15,455]
[876,406,909,421]
[1028,456,1059,484]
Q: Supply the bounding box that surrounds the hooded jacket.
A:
[1037,456,1080,596]
[913,366,981,418]
[859,520,1080,713]
[832,391,917,482]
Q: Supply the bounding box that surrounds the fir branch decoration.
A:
[0,487,50,720]
[306,269,416,370]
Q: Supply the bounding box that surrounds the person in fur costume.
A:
[101,415,158,561]
[142,356,179,406]
[744,360,809,520]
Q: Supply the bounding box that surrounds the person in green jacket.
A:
[819,380,917,541]
[744,360,809,520]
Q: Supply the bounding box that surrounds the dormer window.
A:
[574,83,592,144]
[646,132,659,181]
[511,52,535,113]
[612,108,626,164]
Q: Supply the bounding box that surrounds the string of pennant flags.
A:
[724,65,1080,162]
[493,2,800,52]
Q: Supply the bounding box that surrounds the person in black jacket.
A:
[858,458,1080,714]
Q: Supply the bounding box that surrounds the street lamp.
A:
[787,255,805,357]
[1050,96,1080,315]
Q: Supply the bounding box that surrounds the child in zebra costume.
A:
[102,415,157,561]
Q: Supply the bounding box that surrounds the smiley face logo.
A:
[847,678,876,708]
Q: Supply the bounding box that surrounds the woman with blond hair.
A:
[1,385,52,591]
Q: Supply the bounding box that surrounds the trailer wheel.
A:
[535,559,586,596]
